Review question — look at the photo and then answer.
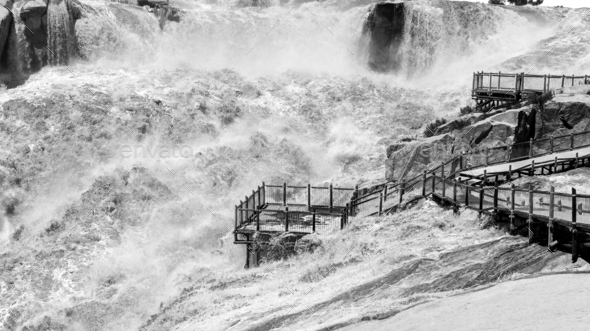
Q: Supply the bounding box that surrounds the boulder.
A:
[386,134,455,181]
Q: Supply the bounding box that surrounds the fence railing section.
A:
[235,183,354,235]
[473,72,590,95]
[234,125,590,238]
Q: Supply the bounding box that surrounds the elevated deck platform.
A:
[472,72,589,111]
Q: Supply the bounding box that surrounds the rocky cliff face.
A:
[0,0,180,88]
[385,87,590,181]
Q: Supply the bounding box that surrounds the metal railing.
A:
[473,72,590,95]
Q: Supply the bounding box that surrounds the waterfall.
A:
[47,0,80,65]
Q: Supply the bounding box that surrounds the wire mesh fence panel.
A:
[553,193,573,222]
[353,195,382,219]
[509,141,532,161]
[522,75,546,91]
[246,194,255,220]
[481,187,495,209]
[468,187,480,209]
[533,191,551,219]
[315,214,342,234]
[548,76,566,89]
[574,131,590,148]
[576,196,590,225]
[487,147,510,164]
[513,190,530,214]
[553,135,572,153]
[265,185,284,205]
[258,210,285,232]
[464,151,486,169]
[333,188,354,207]
[310,187,330,206]
[497,74,518,90]
[571,76,586,87]
[285,186,306,205]
[454,183,466,205]
[477,73,493,89]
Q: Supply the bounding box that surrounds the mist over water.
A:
[0,0,587,330]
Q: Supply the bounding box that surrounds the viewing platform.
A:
[472,72,589,111]
[234,183,356,244]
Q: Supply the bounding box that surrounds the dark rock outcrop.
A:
[510,108,536,159]
[0,2,13,65]
[363,2,405,72]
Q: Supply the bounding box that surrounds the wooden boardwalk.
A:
[459,146,590,181]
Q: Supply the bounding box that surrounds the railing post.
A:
[465,184,469,206]
[529,138,533,158]
[550,135,554,154]
[570,132,574,150]
[256,204,260,231]
[528,185,534,243]
[561,75,565,88]
[530,160,535,176]
[431,169,436,194]
[478,187,484,217]
[482,170,487,188]
[572,74,575,87]
[399,181,405,206]
[498,71,501,88]
[285,207,289,232]
[508,165,512,181]
[340,213,344,230]
[235,204,238,229]
[548,186,555,251]
[283,183,287,206]
[543,75,547,93]
[507,145,512,162]
[548,74,551,90]
[459,153,464,170]
[493,182,498,213]
[489,73,492,91]
[354,185,359,215]
[384,185,388,202]
[453,179,457,203]
[576,152,579,168]
[379,191,383,216]
[572,187,578,263]
[307,184,311,207]
[422,171,427,197]
[329,184,333,212]
[510,184,516,234]
[312,212,316,233]
[257,186,262,208]
[239,201,243,224]
[345,203,350,226]
[441,162,446,197]
[262,182,266,205]
[554,156,558,174]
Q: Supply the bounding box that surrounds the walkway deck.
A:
[460,146,590,180]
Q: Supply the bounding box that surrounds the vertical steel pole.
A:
[285,207,289,232]
[307,183,311,208]
[441,162,446,197]
[329,184,333,212]
[548,186,555,250]
[572,187,578,263]
[528,185,534,243]
[422,171,427,197]
[283,183,287,206]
